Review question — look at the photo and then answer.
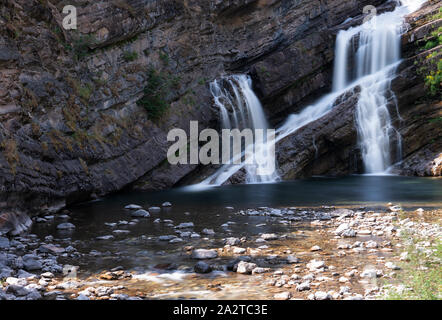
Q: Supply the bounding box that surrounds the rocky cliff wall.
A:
[0,0,391,223]
[274,0,441,181]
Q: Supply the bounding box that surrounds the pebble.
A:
[307,260,325,271]
[252,267,271,274]
[191,249,218,260]
[314,291,332,300]
[175,222,194,229]
[96,235,115,240]
[286,255,300,264]
[225,237,241,246]
[194,261,212,274]
[274,292,291,300]
[233,247,246,254]
[310,245,322,252]
[124,204,142,210]
[202,229,215,235]
[57,223,75,230]
[260,233,278,241]
[162,202,172,207]
[130,209,150,218]
[236,261,257,274]
[296,281,311,291]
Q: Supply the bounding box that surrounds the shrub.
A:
[137,67,180,121]
[122,51,138,62]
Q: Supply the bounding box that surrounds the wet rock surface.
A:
[0,0,393,226]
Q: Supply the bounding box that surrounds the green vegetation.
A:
[384,233,441,300]
[72,34,97,60]
[122,50,138,62]
[137,67,180,121]
[427,7,442,22]
[419,22,441,97]
[0,138,20,175]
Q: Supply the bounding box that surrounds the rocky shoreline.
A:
[1,203,440,300]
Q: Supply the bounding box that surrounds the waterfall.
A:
[194,0,425,187]
[199,75,279,186]
[279,0,426,174]
[332,1,426,173]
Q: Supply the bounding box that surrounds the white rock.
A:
[124,204,142,210]
[274,292,291,300]
[191,249,218,260]
[236,261,257,274]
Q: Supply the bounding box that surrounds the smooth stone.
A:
[191,249,218,260]
[22,255,42,271]
[0,237,10,249]
[6,285,30,296]
[194,261,212,274]
[170,238,183,243]
[96,235,114,240]
[159,235,176,241]
[202,229,215,235]
[233,247,246,254]
[307,260,326,271]
[130,209,150,218]
[41,272,54,279]
[175,222,194,229]
[314,291,331,300]
[252,267,271,274]
[286,255,300,264]
[124,204,142,210]
[225,237,240,246]
[39,244,65,254]
[162,202,172,207]
[149,207,161,213]
[57,223,75,230]
[260,233,278,241]
[113,230,130,234]
[310,245,322,251]
[236,261,257,274]
[274,292,291,300]
[296,281,311,291]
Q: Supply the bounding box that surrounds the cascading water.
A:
[199,75,279,186]
[195,0,425,187]
[332,0,426,173]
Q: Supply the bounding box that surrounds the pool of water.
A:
[28,175,441,298]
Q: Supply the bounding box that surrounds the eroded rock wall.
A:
[0,0,388,223]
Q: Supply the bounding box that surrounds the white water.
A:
[195,0,425,187]
[332,0,426,173]
[199,75,279,186]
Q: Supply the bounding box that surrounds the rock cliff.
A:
[0,0,440,232]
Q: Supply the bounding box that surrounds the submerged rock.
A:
[124,204,142,210]
[149,207,161,213]
[224,237,240,246]
[130,209,150,218]
[57,223,75,230]
[191,249,218,260]
[194,261,212,274]
[175,222,194,229]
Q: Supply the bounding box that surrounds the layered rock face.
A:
[0,0,388,222]
[0,0,439,232]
